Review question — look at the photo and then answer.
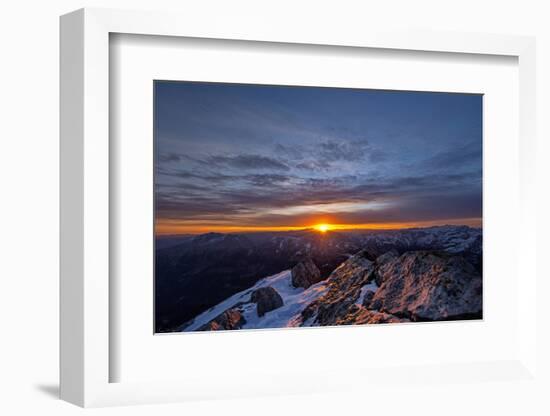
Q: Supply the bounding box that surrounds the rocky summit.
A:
[308,250,481,326]
[157,225,481,332]
[175,226,483,332]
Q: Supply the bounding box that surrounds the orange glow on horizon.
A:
[155,217,482,236]
[314,224,331,233]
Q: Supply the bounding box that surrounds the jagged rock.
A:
[373,249,399,286]
[200,308,245,331]
[354,248,379,261]
[250,286,284,317]
[362,290,376,308]
[300,251,376,326]
[336,308,409,325]
[291,258,322,289]
[370,251,482,321]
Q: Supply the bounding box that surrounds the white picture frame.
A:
[60,7,538,408]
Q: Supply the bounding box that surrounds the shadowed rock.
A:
[291,258,322,289]
[250,286,284,317]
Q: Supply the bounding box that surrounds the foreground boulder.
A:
[370,251,482,321]
[250,286,284,317]
[291,258,322,289]
[200,308,246,331]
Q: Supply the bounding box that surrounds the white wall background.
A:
[0,1,548,415]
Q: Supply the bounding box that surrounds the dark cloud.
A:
[156,185,482,227]
[161,170,291,187]
[172,170,234,183]
[158,153,182,163]
[156,169,481,226]
[295,160,332,171]
[208,154,289,171]
[421,141,482,171]
[319,139,371,162]
[285,139,388,172]
[246,174,291,187]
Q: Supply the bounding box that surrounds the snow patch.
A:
[354,281,379,307]
[181,270,329,332]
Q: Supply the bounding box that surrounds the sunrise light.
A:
[315,224,331,233]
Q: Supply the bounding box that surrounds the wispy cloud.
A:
[155,82,482,233]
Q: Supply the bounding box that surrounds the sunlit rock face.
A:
[373,249,399,286]
[335,309,408,325]
[298,248,481,326]
[370,251,482,321]
[300,250,380,326]
[291,258,322,289]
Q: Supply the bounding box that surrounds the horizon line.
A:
[155,219,482,237]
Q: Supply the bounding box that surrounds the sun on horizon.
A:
[154,217,482,236]
[314,223,331,233]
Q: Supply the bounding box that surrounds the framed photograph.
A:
[60,8,539,408]
[153,81,483,334]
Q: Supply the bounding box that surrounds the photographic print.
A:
[154,81,482,333]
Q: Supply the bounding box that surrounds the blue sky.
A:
[155,81,482,234]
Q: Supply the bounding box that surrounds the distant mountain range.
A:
[155,225,482,332]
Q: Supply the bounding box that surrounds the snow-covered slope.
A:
[181,270,329,331]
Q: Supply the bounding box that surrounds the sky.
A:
[154,81,482,235]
